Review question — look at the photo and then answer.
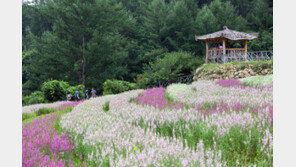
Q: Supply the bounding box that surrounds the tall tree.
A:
[143,0,169,49]
[208,0,247,31]
[165,0,196,52]
[246,0,273,31]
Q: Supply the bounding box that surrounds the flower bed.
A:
[59,80,273,166]
[23,115,76,166]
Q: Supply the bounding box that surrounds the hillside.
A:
[194,60,273,81]
[22,77,273,166]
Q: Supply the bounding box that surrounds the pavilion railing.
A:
[208,50,273,64]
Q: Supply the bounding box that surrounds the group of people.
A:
[66,88,97,102]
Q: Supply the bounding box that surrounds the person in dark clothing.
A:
[66,91,72,101]
[75,89,80,102]
[84,89,89,100]
[91,88,97,98]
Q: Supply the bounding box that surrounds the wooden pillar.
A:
[244,40,248,61]
[222,39,226,55]
[205,40,209,64]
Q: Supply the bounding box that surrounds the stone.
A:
[193,76,197,81]
[238,73,244,78]
[243,70,249,75]
[249,69,255,75]
[261,69,269,75]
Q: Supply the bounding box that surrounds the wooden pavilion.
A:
[195,26,258,64]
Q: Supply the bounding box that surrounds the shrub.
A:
[66,84,85,100]
[102,101,110,112]
[166,83,191,99]
[194,60,273,80]
[22,91,45,106]
[22,112,36,121]
[41,80,71,102]
[36,107,56,116]
[137,51,203,88]
[240,75,273,87]
[103,79,136,95]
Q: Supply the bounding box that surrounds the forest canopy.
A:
[22,0,273,96]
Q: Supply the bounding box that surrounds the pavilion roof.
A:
[195,26,258,42]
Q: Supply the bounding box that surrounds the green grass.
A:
[133,119,272,166]
[196,60,273,75]
[22,106,73,124]
[103,101,110,112]
[22,112,37,121]
[36,107,56,116]
[239,75,273,87]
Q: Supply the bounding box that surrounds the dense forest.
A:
[22,0,273,96]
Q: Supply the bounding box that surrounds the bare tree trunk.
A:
[77,69,82,84]
[82,35,86,86]
[241,2,246,18]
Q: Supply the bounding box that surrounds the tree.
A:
[22,2,52,50]
[143,0,169,49]
[165,0,196,52]
[208,0,247,31]
[246,0,273,31]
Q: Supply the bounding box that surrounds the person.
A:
[84,89,89,100]
[75,89,80,102]
[66,91,72,101]
[91,88,97,98]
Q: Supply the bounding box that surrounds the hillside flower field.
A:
[22,101,70,114]
[22,78,272,166]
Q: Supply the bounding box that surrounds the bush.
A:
[67,84,85,100]
[22,91,45,106]
[41,80,71,102]
[239,74,273,87]
[136,51,203,89]
[102,101,110,112]
[166,83,191,99]
[195,60,273,80]
[22,112,36,121]
[36,107,56,116]
[103,79,136,95]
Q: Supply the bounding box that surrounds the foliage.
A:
[22,102,79,123]
[22,112,36,121]
[102,101,110,112]
[248,30,273,51]
[59,80,272,166]
[135,119,271,166]
[36,107,56,116]
[41,80,71,102]
[197,60,273,75]
[137,51,203,88]
[40,80,85,103]
[22,91,45,106]
[66,85,85,100]
[22,106,87,166]
[103,79,136,95]
[240,74,273,87]
[166,83,191,99]
[22,0,273,96]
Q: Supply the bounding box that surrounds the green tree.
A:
[137,51,203,88]
[143,0,169,49]
[208,0,247,31]
[165,0,196,52]
[246,0,273,31]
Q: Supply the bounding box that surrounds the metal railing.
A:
[158,74,194,87]
[208,50,273,64]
